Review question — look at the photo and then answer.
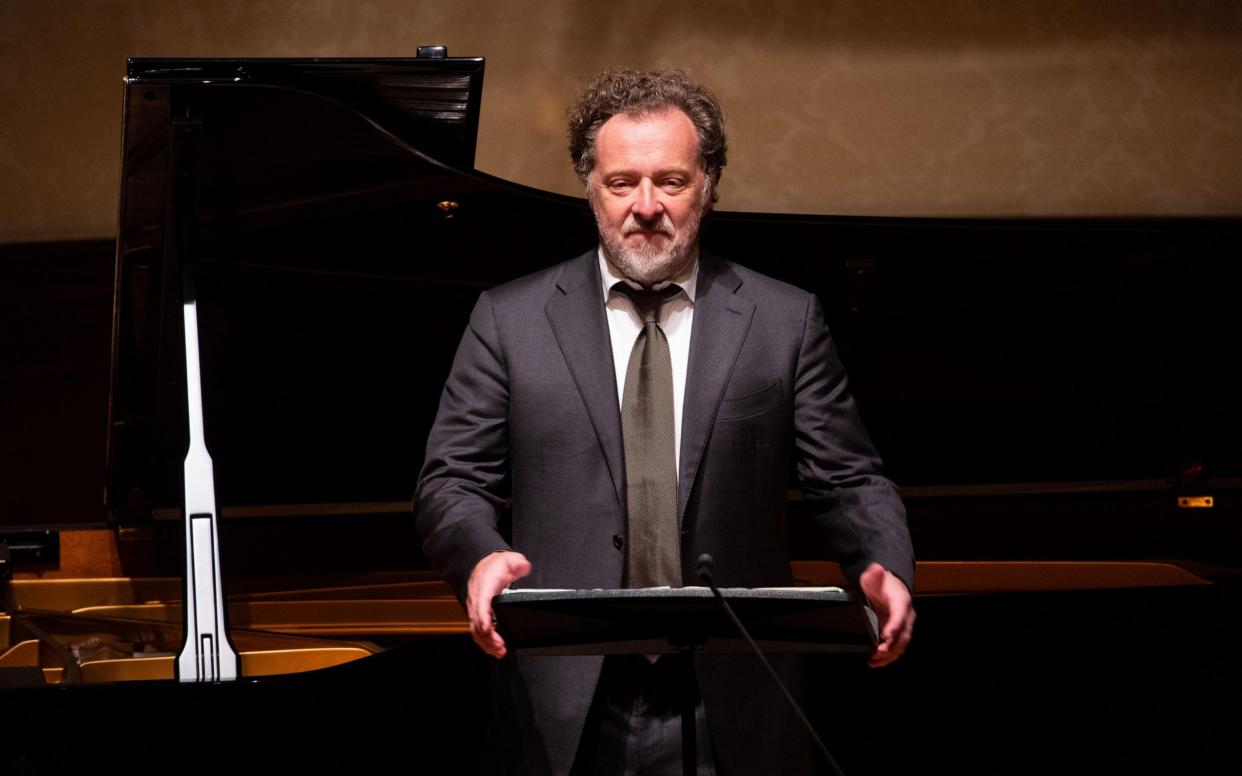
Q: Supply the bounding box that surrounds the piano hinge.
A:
[1177,496,1214,509]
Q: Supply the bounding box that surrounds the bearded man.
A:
[416,68,915,776]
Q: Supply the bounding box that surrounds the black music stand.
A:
[493,587,876,775]
[493,586,877,657]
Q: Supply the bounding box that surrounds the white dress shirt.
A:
[598,250,698,476]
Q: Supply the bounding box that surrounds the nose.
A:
[631,179,664,223]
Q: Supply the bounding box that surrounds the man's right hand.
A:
[466,550,532,659]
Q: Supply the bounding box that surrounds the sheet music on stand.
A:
[493,587,878,657]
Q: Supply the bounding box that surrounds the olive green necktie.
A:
[615,283,682,588]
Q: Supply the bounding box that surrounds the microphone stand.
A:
[696,554,847,776]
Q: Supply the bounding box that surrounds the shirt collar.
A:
[597,247,699,305]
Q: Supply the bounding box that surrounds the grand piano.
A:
[2,53,1240,773]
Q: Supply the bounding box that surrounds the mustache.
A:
[622,214,675,237]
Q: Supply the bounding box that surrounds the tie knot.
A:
[612,282,681,324]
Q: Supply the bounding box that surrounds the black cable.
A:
[697,553,846,776]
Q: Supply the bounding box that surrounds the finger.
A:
[868,639,893,668]
[888,599,914,646]
[469,587,509,659]
[870,608,915,667]
[869,636,898,667]
[473,630,505,659]
[881,595,909,643]
[870,608,910,667]
[488,626,508,659]
[468,595,490,638]
[892,608,916,656]
[868,622,895,667]
[467,586,498,654]
[469,609,506,658]
[475,611,506,658]
[473,620,504,657]
[870,626,904,667]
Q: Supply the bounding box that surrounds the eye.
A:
[660,177,688,192]
[606,178,635,194]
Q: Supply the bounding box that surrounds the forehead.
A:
[593,108,700,173]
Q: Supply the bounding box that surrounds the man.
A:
[417,68,914,775]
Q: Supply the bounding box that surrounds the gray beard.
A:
[595,208,703,287]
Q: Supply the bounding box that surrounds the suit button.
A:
[612,534,624,551]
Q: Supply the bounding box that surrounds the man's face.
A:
[588,108,709,287]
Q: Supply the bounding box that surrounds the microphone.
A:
[697,553,846,776]
[696,553,714,585]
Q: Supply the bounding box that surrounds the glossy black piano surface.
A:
[3,56,1240,773]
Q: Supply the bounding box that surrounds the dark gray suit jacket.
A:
[417,249,913,774]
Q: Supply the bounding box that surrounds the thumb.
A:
[505,553,533,581]
[859,563,888,606]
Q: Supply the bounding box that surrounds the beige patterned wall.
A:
[2,0,1240,243]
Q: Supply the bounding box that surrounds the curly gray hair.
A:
[567,68,728,203]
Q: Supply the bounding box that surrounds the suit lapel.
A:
[545,251,626,509]
[679,255,755,523]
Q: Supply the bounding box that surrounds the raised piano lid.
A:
[110,56,493,525]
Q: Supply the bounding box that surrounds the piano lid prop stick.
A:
[176,300,240,682]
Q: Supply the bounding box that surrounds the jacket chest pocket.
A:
[715,379,782,422]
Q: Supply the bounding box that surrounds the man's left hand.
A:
[860,562,915,668]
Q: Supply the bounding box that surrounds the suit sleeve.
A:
[416,291,514,597]
[792,294,915,592]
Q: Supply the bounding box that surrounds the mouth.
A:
[623,227,672,241]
